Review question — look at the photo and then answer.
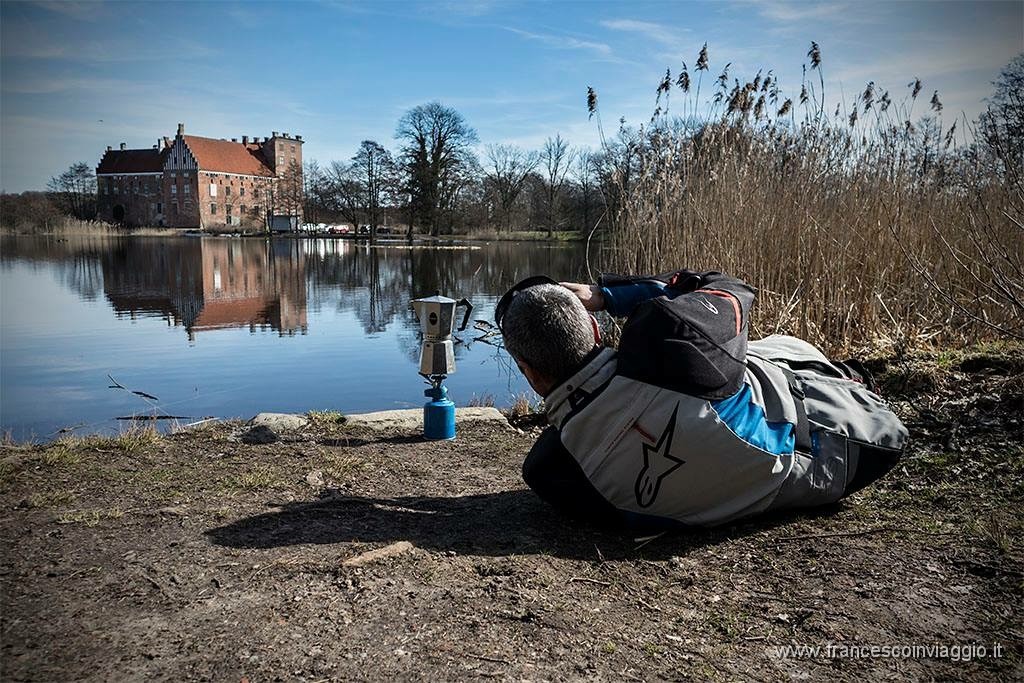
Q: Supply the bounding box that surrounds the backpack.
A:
[600,269,756,400]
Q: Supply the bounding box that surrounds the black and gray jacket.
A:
[528,271,908,528]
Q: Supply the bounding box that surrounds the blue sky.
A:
[1,0,1021,192]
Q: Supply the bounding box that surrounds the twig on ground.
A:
[466,653,511,665]
[567,576,612,587]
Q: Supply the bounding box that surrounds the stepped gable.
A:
[96,148,166,174]
[182,135,274,177]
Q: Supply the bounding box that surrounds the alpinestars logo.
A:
[699,297,719,314]
[634,403,685,507]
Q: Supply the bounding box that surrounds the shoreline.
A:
[1,226,587,244]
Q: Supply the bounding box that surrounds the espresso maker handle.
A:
[456,298,473,331]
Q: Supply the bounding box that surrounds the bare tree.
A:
[351,140,396,242]
[979,52,1024,187]
[540,134,575,237]
[48,162,97,220]
[571,150,600,234]
[324,160,362,228]
[483,144,539,232]
[303,160,329,227]
[395,102,478,237]
[261,161,304,232]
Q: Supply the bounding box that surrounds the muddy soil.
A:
[1,349,1022,681]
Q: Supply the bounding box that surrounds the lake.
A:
[0,235,592,441]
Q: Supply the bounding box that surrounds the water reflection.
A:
[0,235,592,437]
[100,239,308,340]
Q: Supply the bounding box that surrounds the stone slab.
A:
[343,407,508,431]
[248,412,309,432]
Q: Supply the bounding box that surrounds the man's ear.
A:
[519,361,554,397]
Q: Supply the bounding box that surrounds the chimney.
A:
[119,142,126,150]
[106,145,112,151]
[231,138,238,142]
[272,131,279,138]
[157,138,162,150]
[242,135,249,144]
[177,122,184,137]
[295,135,303,141]
[163,137,171,147]
[282,132,289,139]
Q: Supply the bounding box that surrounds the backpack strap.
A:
[780,366,813,454]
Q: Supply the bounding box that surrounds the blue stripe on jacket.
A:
[711,385,795,455]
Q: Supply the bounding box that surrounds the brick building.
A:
[95,123,304,230]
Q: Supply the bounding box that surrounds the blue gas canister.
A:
[423,383,456,440]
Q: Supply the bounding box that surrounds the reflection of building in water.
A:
[102,239,307,339]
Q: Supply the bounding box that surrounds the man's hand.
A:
[560,282,605,312]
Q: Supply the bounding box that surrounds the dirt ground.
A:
[2,347,1022,681]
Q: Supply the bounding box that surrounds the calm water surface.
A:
[0,235,591,440]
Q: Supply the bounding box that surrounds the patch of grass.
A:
[308,410,346,429]
[601,641,616,654]
[701,607,748,641]
[27,490,75,508]
[970,511,1020,554]
[467,394,496,408]
[508,393,542,419]
[225,465,283,492]
[324,453,363,481]
[0,460,17,483]
[41,442,83,467]
[56,507,125,527]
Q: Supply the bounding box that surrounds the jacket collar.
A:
[545,346,618,429]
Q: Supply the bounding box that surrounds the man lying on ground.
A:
[495,269,908,530]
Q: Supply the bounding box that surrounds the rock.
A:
[157,506,187,516]
[248,412,308,432]
[241,425,279,445]
[305,469,325,489]
[342,407,508,432]
[342,541,415,567]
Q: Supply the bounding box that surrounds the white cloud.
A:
[747,0,852,23]
[32,0,104,21]
[503,27,613,56]
[600,19,687,46]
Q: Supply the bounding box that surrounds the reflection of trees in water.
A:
[304,241,590,365]
[7,235,591,358]
[1,235,117,303]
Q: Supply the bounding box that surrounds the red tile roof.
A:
[96,148,166,174]
[182,136,274,177]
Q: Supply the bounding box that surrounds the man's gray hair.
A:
[501,283,595,385]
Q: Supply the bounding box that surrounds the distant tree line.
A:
[301,101,619,241]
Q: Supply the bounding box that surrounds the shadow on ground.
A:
[205,488,840,561]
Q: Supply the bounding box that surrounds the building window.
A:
[171,185,177,195]
[226,205,233,216]
[209,183,217,197]
[225,186,231,196]
[240,204,246,214]
[184,185,191,195]
[170,172,176,178]
[157,203,162,214]
[210,203,217,214]
[239,187,245,196]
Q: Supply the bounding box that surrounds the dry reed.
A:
[592,45,1023,355]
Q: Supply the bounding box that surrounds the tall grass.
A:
[592,46,1023,354]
